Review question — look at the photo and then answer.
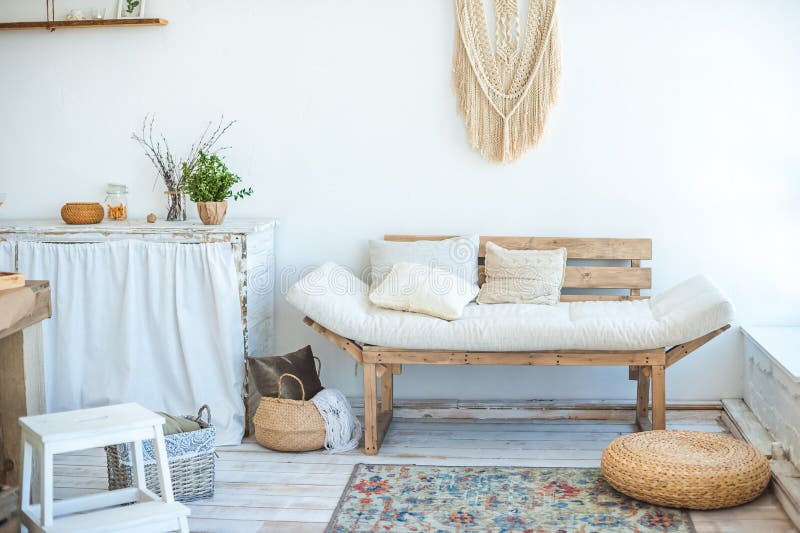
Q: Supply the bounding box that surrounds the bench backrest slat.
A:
[383,235,652,301]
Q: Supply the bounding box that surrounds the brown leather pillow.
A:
[247,345,323,400]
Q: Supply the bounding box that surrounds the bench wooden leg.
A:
[381,365,393,414]
[651,365,666,430]
[363,363,378,455]
[636,367,652,431]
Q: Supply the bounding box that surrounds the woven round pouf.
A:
[601,430,770,510]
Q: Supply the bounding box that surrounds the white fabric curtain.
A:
[0,241,13,271]
[17,240,245,445]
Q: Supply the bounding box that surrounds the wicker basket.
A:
[105,405,215,502]
[60,202,104,224]
[254,373,326,452]
[601,430,771,510]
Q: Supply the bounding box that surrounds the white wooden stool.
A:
[18,403,189,533]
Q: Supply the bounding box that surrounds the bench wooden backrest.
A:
[383,235,653,301]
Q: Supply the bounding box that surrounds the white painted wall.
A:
[2,0,799,401]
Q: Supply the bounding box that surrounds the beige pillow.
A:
[477,242,567,305]
[369,262,479,320]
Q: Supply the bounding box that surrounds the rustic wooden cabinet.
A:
[0,219,276,445]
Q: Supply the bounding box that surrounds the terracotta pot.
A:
[196,201,228,225]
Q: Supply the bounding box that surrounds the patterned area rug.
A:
[327,464,694,532]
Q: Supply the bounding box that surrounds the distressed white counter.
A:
[0,219,276,444]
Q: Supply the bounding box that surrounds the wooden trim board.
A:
[348,398,721,424]
[720,399,773,457]
[362,347,666,367]
[560,294,648,302]
[772,459,800,529]
[383,235,653,260]
[476,265,651,289]
[722,398,800,529]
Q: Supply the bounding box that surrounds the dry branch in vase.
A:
[132,115,235,221]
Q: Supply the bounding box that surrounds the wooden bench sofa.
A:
[302,235,731,455]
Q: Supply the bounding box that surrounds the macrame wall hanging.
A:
[453,0,561,163]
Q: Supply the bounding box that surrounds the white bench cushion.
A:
[287,262,734,351]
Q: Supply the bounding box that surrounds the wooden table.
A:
[0,280,51,488]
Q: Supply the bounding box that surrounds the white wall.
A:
[2,0,799,401]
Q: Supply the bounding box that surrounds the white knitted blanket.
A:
[311,389,362,453]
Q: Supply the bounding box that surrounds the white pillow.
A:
[369,262,479,320]
[477,242,567,305]
[368,235,479,287]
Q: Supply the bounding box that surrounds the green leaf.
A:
[181,151,253,203]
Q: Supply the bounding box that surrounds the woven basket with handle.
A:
[254,373,326,452]
[105,405,215,502]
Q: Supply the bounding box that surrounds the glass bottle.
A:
[105,183,128,221]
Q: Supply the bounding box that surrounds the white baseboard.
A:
[722,398,800,529]
[348,398,721,421]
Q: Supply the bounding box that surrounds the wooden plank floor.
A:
[44,409,796,533]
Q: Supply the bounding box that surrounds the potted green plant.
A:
[133,115,235,221]
[182,151,253,225]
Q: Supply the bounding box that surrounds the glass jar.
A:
[105,183,128,220]
[165,189,187,221]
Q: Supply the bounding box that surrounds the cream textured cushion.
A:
[369,262,479,320]
[368,235,479,287]
[477,242,567,305]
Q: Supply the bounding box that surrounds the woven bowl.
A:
[601,430,770,510]
[61,202,104,224]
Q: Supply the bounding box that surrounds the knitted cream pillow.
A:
[477,242,567,305]
[369,262,479,320]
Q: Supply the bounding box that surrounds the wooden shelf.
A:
[0,18,168,30]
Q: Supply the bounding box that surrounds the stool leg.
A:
[131,439,147,491]
[39,445,53,527]
[19,437,33,514]
[152,425,175,503]
[178,515,189,533]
